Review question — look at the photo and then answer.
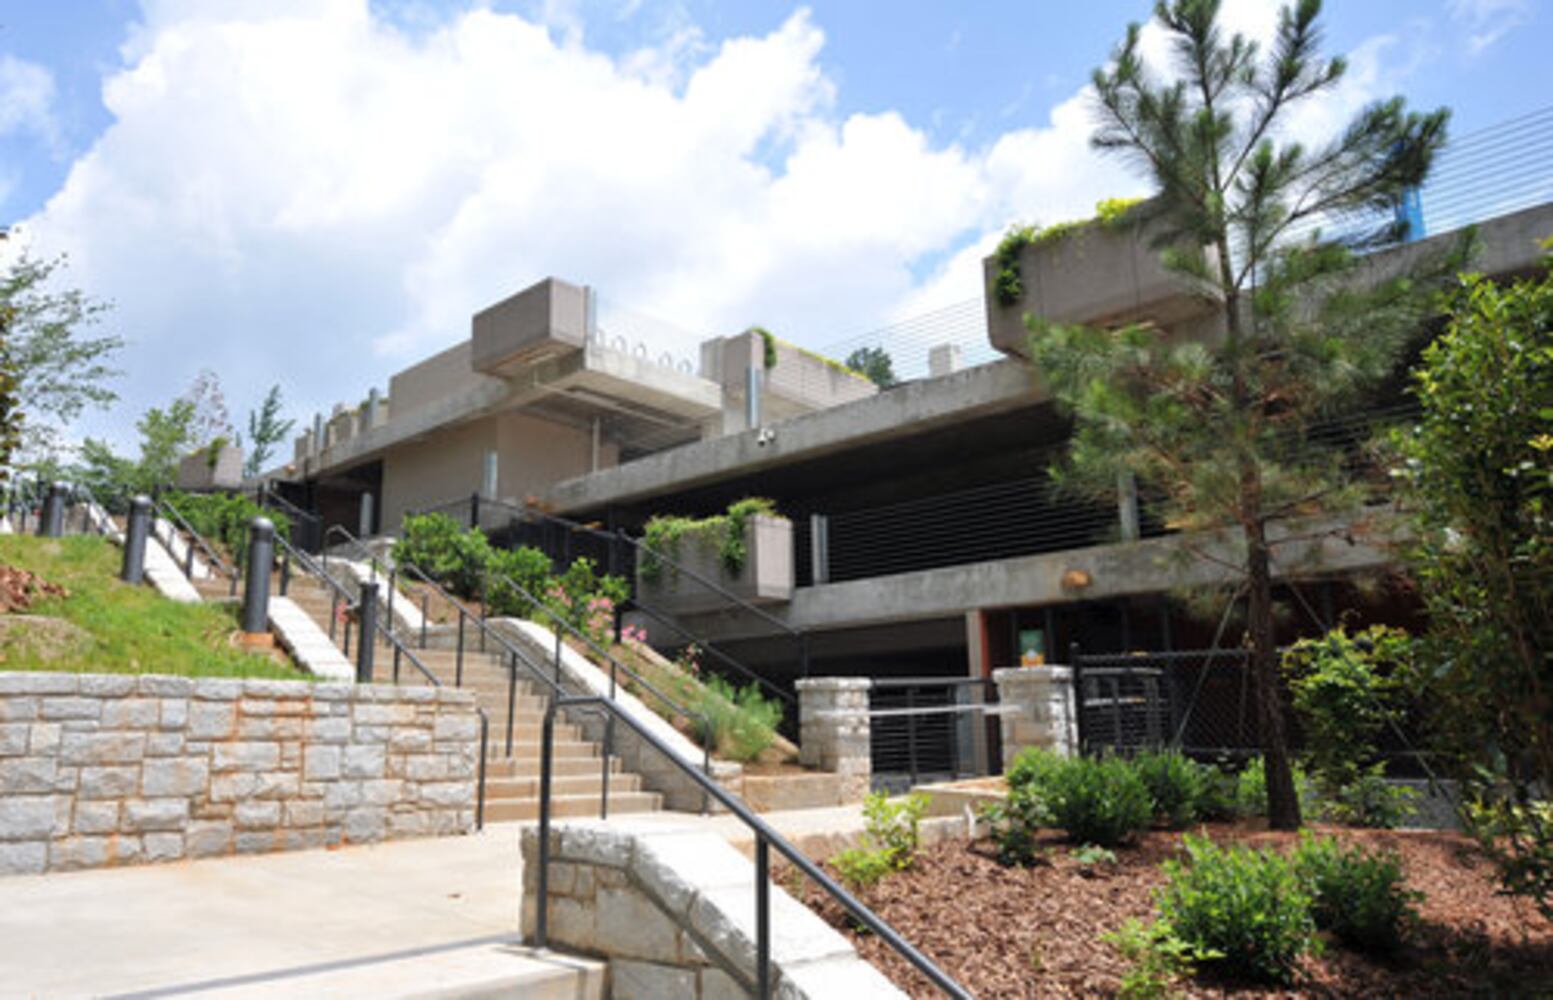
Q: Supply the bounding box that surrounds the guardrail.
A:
[535,694,970,999]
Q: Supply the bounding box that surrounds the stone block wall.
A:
[993,666,1077,766]
[796,677,871,801]
[521,820,904,999]
[0,672,479,877]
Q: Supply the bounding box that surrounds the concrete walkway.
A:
[0,823,600,998]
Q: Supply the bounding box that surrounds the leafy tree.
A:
[0,253,122,464]
[1029,0,1452,828]
[1393,262,1553,914]
[244,384,295,477]
[75,398,196,507]
[844,346,898,388]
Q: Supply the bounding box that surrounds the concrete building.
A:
[269,199,1553,775]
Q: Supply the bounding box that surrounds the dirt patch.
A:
[0,614,94,661]
[787,825,1553,998]
[0,563,68,612]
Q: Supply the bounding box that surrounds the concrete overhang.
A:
[669,515,1395,643]
[546,358,1042,514]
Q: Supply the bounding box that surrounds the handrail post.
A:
[279,544,291,596]
[755,834,771,999]
[455,611,466,687]
[121,496,152,584]
[241,517,275,635]
[386,567,397,638]
[535,706,555,948]
[420,592,428,648]
[600,714,611,820]
[476,712,488,831]
[469,491,480,531]
[506,652,518,757]
[357,581,378,683]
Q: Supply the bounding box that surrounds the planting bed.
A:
[791,824,1553,997]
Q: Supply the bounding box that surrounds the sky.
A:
[0,0,1548,455]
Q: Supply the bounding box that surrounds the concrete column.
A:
[994,666,1077,768]
[796,677,872,801]
[1117,471,1140,543]
[928,343,962,378]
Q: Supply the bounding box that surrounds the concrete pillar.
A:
[928,343,962,378]
[796,677,872,801]
[1117,471,1140,543]
[994,666,1077,768]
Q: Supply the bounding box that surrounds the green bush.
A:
[1158,835,1317,984]
[1044,754,1153,847]
[540,557,629,643]
[982,785,1049,867]
[164,491,290,564]
[831,791,930,889]
[1134,750,1212,828]
[484,545,553,617]
[1104,918,1221,1000]
[1325,769,1417,829]
[394,512,492,598]
[695,674,783,763]
[1006,746,1066,797]
[1293,834,1420,954]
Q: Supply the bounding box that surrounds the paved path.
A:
[0,823,600,998]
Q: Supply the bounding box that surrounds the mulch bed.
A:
[789,824,1553,998]
[0,563,67,612]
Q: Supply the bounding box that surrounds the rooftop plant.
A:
[639,497,779,582]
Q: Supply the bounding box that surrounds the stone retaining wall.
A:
[0,672,479,876]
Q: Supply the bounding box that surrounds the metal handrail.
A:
[257,487,324,551]
[622,600,795,707]
[536,695,970,999]
[151,496,240,595]
[273,531,362,657]
[65,484,113,537]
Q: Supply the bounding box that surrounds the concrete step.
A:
[483,791,662,823]
[485,756,625,778]
[485,772,642,799]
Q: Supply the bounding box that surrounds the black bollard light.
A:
[121,496,152,583]
[39,482,66,537]
[357,581,378,684]
[241,517,275,635]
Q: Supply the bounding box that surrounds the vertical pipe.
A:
[420,593,429,648]
[455,612,465,688]
[476,713,488,831]
[121,496,152,584]
[280,545,292,596]
[535,707,555,948]
[505,652,518,757]
[357,581,378,684]
[809,513,829,586]
[907,687,919,788]
[241,518,275,634]
[600,714,611,820]
[755,835,771,999]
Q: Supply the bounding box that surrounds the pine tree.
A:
[244,384,295,478]
[1031,0,1454,828]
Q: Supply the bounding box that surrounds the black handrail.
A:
[151,497,240,596]
[274,531,360,658]
[536,695,970,999]
[623,600,795,707]
[258,487,324,552]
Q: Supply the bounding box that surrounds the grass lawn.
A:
[0,534,305,680]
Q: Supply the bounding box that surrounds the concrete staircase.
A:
[192,571,664,823]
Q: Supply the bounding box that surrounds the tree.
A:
[844,346,898,388]
[0,253,122,464]
[181,369,232,450]
[1393,263,1553,914]
[75,398,197,508]
[244,384,295,478]
[1029,0,1452,828]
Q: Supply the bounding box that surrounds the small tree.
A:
[1394,262,1553,914]
[0,253,122,464]
[182,369,233,451]
[244,384,295,477]
[1030,0,1453,828]
[844,346,898,388]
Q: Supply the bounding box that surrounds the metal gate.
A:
[1072,648,1263,759]
[868,677,1000,792]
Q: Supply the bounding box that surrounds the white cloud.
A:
[1449,0,1533,54]
[21,0,1406,450]
[0,54,58,141]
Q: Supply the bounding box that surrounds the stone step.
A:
[485,772,642,799]
[483,791,662,823]
[485,755,625,778]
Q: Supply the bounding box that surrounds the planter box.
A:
[176,443,244,490]
[636,514,793,615]
[984,213,1222,355]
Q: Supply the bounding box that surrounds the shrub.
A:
[1157,835,1317,984]
[695,674,783,763]
[1006,746,1066,797]
[164,491,290,564]
[1324,769,1417,829]
[639,497,779,582]
[1044,754,1153,847]
[1292,834,1421,953]
[1104,918,1221,1000]
[831,791,930,889]
[982,786,1047,867]
[484,545,552,617]
[1466,796,1553,923]
[540,557,629,643]
[394,512,491,598]
[1134,750,1212,828]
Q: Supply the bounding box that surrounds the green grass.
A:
[0,535,306,680]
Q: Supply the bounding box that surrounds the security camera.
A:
[756,427,777,447]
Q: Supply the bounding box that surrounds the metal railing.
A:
[257,487,324,553]
[150,496,241,595]
[535,694,970,999]
[869,677,1002,790]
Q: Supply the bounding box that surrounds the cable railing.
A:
[535,695,970,999]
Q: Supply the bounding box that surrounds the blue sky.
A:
[0,0,1547,455]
